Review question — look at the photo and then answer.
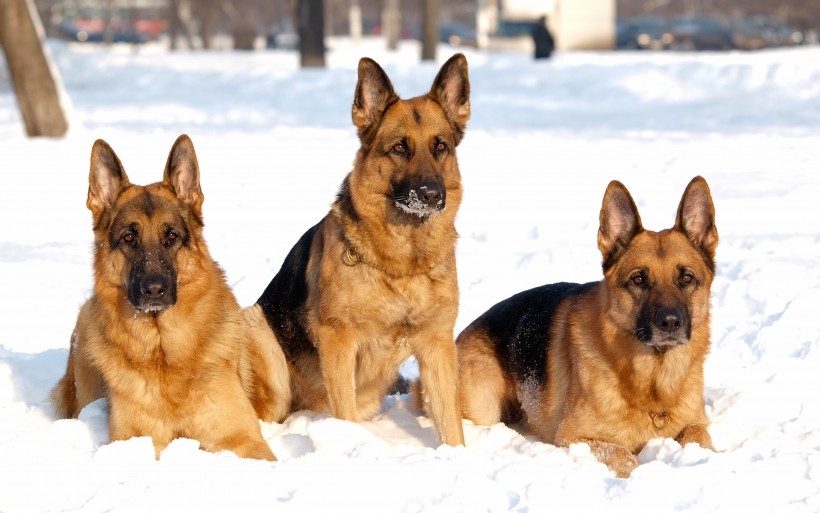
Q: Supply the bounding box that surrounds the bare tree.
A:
[198,0,221,49]
[421,0,438,60]
[382,0,400,50]
[0,0,68,137]
[349,0,362,42]
[167,0,198,49]
[224,0,257,50]
[298,0,325,67]
[102,0,114,45]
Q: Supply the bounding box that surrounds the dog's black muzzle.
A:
[637,305,691,348]
[392,178,446,219]
[128,266,177,313]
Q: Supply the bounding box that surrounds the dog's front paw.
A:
[676,424,714,451]
[586,439,639,478]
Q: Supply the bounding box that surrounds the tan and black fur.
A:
[248,54,471,446]
[456,176,718,477]
[50,135,289,460]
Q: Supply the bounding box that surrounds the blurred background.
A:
[30,0,820,53]
[4,0,818,139]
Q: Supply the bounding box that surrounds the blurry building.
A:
[478,0,616,51]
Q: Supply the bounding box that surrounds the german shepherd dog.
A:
[50,135,289,460]
[456,176,718,477]
[246,54,470,446]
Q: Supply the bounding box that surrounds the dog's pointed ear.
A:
[598,180,644,270]
[428,53,470,143]
[163,134,203,214]
[352,57,399,136]
[675,176,718,266]
[87,139,130,218]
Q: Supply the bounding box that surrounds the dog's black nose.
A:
[415,182,443,207]
[141,275,169,299]
[654,307,683,332]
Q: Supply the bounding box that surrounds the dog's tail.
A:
[50,338,80,419]
[403,378,426,414]
[51,304,106,419]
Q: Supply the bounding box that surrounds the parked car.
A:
[616,16,674,50]
[486,19,536,53]
[667,16,734,51]
[439,22,477,48]
[266,31,298,50]
[57,19,147,44]
[266,19,298,50]
[732,16,804,50]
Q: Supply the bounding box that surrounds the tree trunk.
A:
[198,0,221,49]
[382,0,399,50]
[174,0,198,49]
[0,0,69,137]
[298,0,325,68]
[102,0,114,46]
[232,18,256,50]
[223,0,256,50]
[421,0,438,61]
[349,0,362,43]
[168,0,180,49]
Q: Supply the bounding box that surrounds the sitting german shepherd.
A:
[456,176,718,476]
[244,54,471,446]
[50,135,288,460]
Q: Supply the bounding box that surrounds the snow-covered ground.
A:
[1,38,819,512]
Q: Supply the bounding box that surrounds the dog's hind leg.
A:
[240,305,291,423]
[457,329,514,428]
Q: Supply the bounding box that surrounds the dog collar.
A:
[649,410,670,429]
[341,239,441,277]
[341,241,386,273]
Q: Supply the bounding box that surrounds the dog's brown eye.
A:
[392,143,406,154]
[631,274,645,286]
[436,142,447,152]
[681,272,695,285]
[122,233,135,244]
[167,232,179,243]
